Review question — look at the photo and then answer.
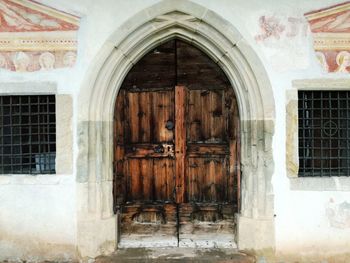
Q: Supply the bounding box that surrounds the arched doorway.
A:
[76,2,275,257]
[114,39,240,247]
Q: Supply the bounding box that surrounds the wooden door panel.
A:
[125,92,150,143]
[124,91,175,203]
[122,40,176,90]
[176,40,231,90]
[187,143,229,157]
[187,157,228,202]
[175,86,186,203]
[125,91,174,144]
[126,159,153,201]
[118,88,177,247]
[153,159,175,201]
[114,39,240,248]
[151,90,175,143]
[187,89,225,143]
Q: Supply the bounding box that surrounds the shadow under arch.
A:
[76,0,275,258]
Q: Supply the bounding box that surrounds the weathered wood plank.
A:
[122,40,176,90]
[154,159,175,201]
[175,86,186,203]
[187,89,225,143]
[152,90,174,143]
[139,92,151,142]
[210,90,225,140]
[114,90,126,207]
[187,143,229,156]
[187,90,202,142]
[187,158,201,202]
[187,157,227,202]
[140,159,154,201]
[126,92,140,143]
[127,159,153,201]
[226,88,240,206]
[177,40,231,90]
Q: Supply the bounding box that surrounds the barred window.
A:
[0,95,56,174]
[298,90,350,177]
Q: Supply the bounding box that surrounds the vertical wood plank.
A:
[201,90,210,142]
[138,92,151,142]
[152,91,174,143]
[175,86,186,203]
[114,90,126,207]
[127,159,154,201]
[114,145,125,204]
[226,88,240,207]
[211,91,224,141]
[128,159,141,201]
[215,158,226,201]
[141,159,153,201]
[227,88,235,204]
[187,158,200,202]
[209,159,216,201]
[127,92,140,143]
[154,159,175,201]
[187,90,201,142]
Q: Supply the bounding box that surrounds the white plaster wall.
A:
[0,175,76,260]
[1,0,350,258]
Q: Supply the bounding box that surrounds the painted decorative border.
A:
[0,0,80,72]
[0,31,77,51]
[305,2,350,73]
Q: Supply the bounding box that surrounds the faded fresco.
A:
[254,13,309,72]
[305,2,350,73]
[326,198,350,229]
[0,0,79,72]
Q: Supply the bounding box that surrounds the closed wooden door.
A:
[114,40,240,247]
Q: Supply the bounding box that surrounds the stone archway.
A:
[76,0,275,258]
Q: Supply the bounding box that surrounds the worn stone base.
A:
[118,235,178,248]
[179,233,237,249]
[95,248,255,263]
[237,216,275,250]
[77,216,116,258]
[118,234,237,249]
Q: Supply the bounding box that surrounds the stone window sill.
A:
[289,176,350,191]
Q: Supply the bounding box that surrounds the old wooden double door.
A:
[114,40,240,247]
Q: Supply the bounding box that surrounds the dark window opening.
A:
[298,90,350,177]
[0,95,56,174]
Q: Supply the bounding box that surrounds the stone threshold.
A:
[95,248,255,263]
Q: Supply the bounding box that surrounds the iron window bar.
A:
[0,95,56,174]
[298,90,350,177]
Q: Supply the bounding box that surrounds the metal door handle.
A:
[165,120,174,130]
[153,144,165,153]
[153,143,175,156]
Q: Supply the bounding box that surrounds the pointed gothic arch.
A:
[76,0,275,257]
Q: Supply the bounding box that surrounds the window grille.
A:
[298,91,350,177]
[0,95,56,174]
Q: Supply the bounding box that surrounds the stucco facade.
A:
[1,0,350,261]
